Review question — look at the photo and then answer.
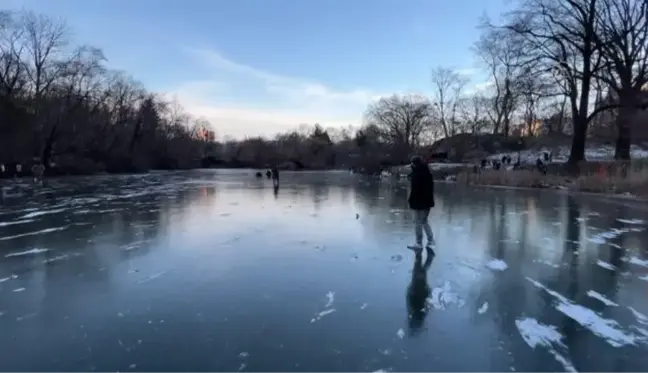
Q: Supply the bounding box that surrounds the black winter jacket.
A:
[408,164,435,210]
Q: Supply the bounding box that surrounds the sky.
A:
[5,0,510,139]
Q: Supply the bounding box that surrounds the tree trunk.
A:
[614,92,633,160]
[41,124,58,169]
[568,116,587,165]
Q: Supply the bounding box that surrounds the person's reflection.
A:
[406,248,434,335]
[273,184,279,198]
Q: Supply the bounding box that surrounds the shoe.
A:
[425,245,436,256]
[407,244,423,251]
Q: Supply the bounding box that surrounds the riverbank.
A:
[452,167,648,201]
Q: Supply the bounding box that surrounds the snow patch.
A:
[478,302,489,314]
[5,248,48,258]
[20,208,67,219]
[486,259,508,271]
[588,227,643,244]
[396,328,405,339]
[586,290,619,307]
[515,317,576,372]
[138,271,166,284]
[0,226,69,241]
[42,254,69,264]
[0,219,35,227]
[310,308,336,323]
[0,275,17,283]
[628,307,648,325]
[624,256,648,268]
[617,218,645,225]
[596,260,618,271]
[527,277,638,347]
[427,281,465,310]
[325,291,335,308]
[16,312,37,321]
[534,259,560,268]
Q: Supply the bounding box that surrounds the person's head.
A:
[410,155,424,169]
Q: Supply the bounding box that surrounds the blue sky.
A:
[6,0,508,138]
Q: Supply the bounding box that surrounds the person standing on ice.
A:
[407,155,435,251]
[271,165,280,188]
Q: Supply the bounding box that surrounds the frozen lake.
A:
[1,169,648,371]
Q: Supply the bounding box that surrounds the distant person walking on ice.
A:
[271,166,280,188]
[407,156,435,252]
[31,162,45,183]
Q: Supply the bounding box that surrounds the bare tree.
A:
[19,10,68,98]
[431,67,468,137]
[460,93,491,134]
[594,0,648,159]
[474,24,525,136]
[365,94,434,162]
[516,66,556,136]
[504,0,604,164]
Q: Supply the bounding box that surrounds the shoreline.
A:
[435,179,648,206]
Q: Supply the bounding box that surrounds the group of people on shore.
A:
[477,150,553,174]
[0,161,46,183]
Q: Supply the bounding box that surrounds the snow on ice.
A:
[586,290,619,307]
[515,317,576,372]
[486,259,508,271]
[526,277,639,347]
[596,260,618,271]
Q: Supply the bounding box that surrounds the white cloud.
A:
[164,48,493,139]
[454,67,479,77]
[165,48,388,139]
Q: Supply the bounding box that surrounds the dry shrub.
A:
[457,160,648,197]
[457,169,566,188]
[575,160,648,195]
